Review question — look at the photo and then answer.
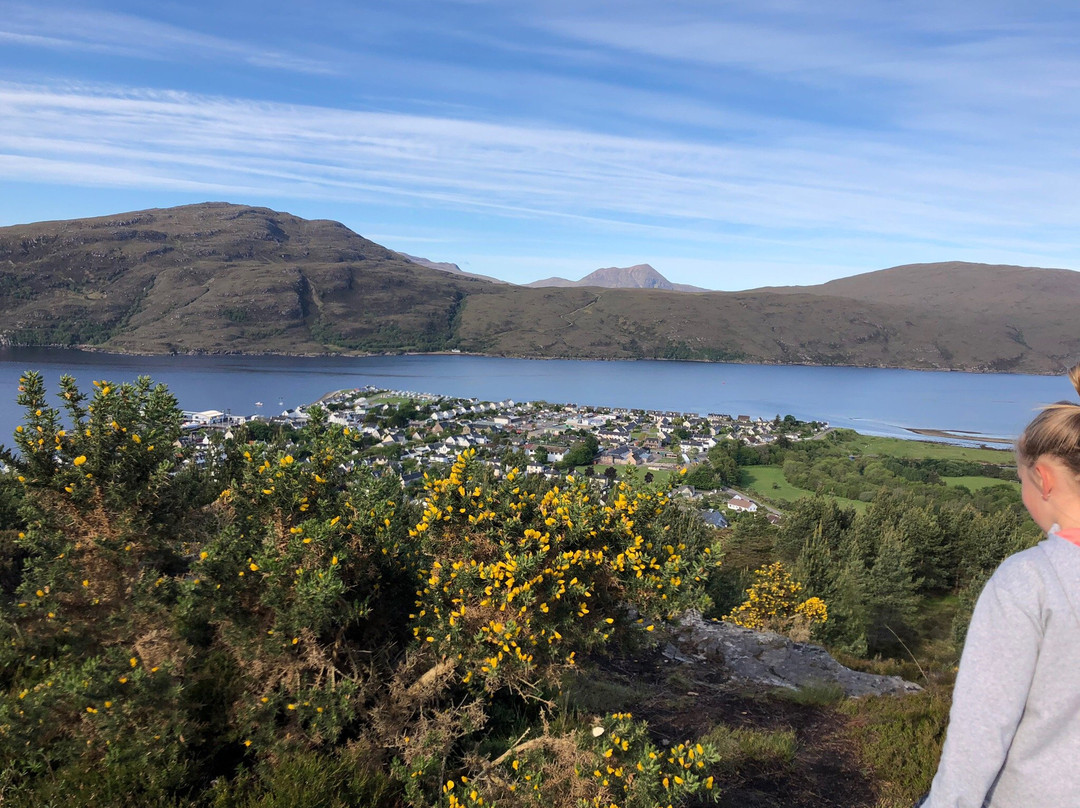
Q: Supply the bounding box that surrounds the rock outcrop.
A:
[671,611,921,698]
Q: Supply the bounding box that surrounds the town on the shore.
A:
[181,387,829,524]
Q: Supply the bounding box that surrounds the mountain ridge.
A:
[0,203,1076,374]
[396,252,509,285]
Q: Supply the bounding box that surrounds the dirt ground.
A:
[587,650,880,808]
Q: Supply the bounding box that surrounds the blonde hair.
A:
[1017,364,1080,475]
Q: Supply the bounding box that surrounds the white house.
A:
[726,495,758,512]
[542,446,567,463]
[183,409,227,425]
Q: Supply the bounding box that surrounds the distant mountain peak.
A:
[526,263,707,292]
[398,253,464,274]
[397,252,508,285]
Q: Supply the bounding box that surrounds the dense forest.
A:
[0,375,1037,807]
[693,433,1036,658]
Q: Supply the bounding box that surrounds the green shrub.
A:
[775,680,846,706]
[838,687,950,807]
[210,746,400,808]
[1,375,725,808]
[700,723,798,775]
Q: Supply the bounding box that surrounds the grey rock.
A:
[673,611,921,698]
[661,642,698,664]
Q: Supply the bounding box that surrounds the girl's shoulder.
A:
[989,535,1080,605]
[988,541,1057,593]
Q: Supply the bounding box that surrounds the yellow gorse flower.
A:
[725,561,827,639]
[407,450,722,690]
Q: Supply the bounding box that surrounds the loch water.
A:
[0,348,1073,446]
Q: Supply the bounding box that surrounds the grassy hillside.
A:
[0,203,494,354]
[455,282,1076,372]
[763,261,1080,371]
[456,287,914,364]
[2,204,1078,373]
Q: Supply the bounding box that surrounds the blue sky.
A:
[1,0,1078,289]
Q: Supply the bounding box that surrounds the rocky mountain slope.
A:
[0,203,494,354]
[0,203,1076,373]
[397,252,508,285]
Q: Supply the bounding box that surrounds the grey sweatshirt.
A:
[925,530,1080,808]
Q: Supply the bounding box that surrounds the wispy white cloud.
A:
[3,0,1079,291]
[2,80,1077,253]
[0,3,336,74]
[529,0,1080,141]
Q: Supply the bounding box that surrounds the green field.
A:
[569,465,676,485]
[741,465,867,512]
[942,475,1020,492]
[741,466,811,501]
[831,432,1013,464]
[616,465,676,485]
[367,393,415,405]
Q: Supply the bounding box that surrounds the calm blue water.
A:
[0,348,1073,447]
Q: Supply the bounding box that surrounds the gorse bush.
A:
[430,712,722,808]
[384,450,725,806]
[0,373,725,808]
[191,426,414,756]
[410,451,721,694]
[1,373,212,802]
[724,561,827,642]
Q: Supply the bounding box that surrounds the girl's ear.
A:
[1033,460,1057,498]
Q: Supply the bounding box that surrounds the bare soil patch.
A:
[581,649,879,808]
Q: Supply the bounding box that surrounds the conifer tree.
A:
[795,519,837,602]
[861,525,922,655]
[776,495,854,562]
[894,506,951,593]
[819,556,871,656]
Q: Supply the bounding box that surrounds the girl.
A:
[923,364,1080,806]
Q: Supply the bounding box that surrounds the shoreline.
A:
[905,427,1014,446]
[0,343,1064,377]
[0,348,1040,450]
